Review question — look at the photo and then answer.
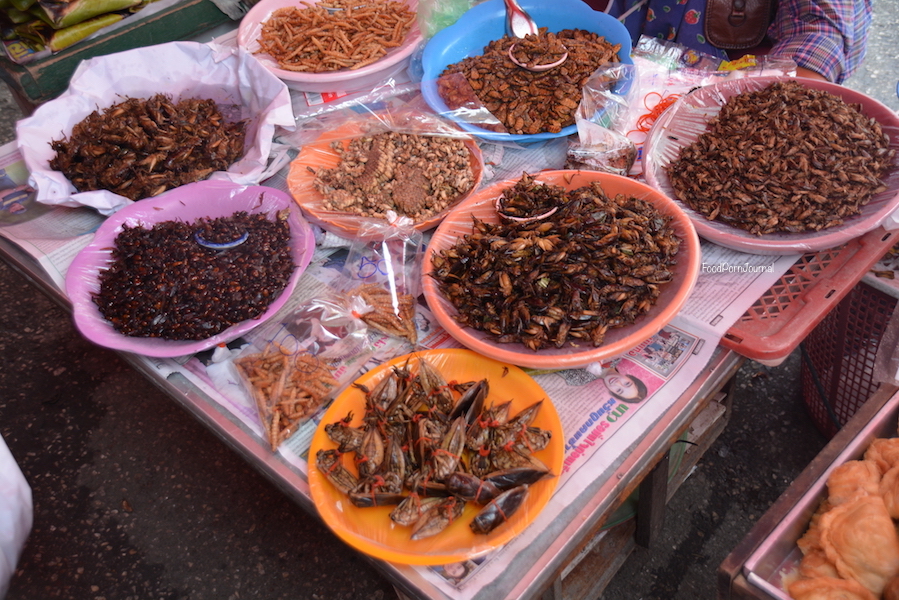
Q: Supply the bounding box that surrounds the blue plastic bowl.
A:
[420,0,633,144]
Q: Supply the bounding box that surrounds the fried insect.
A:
[311,131,476,222]
[437,28,620,135]
[50,94,246,201]
[316,449,359,495]
[470,485,529,534]
[319,356,555,540]
[666,81,895,235]
[256,0,415,72]
[93,211,295,340]
[430,173,681,350]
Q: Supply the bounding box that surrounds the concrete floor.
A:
[1,5,898,599]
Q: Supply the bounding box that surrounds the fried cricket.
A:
[430,174,682,350]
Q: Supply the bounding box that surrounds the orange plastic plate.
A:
[307,348,563,565]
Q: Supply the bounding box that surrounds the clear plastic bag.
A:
[234,296,375,451]
[569,63,639,175]
[286,84,477,146]
[423,71,509,134]
[283,92,485,239]
[565,126,636,176]
[417,0,480,39]
[609,35,797,176]
[336,213,424,345]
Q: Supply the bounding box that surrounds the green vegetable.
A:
[48,11,121,50]
[3,6,32,22]
[12,19,48,47]
[9,0,36,12]
[37,0,139,29]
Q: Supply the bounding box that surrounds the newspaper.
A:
[0,129,799,598]
[0,145,102,290]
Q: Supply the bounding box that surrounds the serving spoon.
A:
[504,0,569,71]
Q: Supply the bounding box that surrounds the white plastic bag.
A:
[0,434,32,598]
[16,40,295,215]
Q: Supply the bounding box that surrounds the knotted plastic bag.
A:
[336,212,424,345]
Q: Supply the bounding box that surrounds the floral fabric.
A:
[603,0,872,82]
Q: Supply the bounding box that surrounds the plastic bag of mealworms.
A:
[334,211,424,346]
[232,295,376,451]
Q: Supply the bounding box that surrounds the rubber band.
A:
[626,92,682,137]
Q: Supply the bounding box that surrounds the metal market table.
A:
[0,200,893,598]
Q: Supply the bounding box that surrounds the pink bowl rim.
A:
[236,0,423,86]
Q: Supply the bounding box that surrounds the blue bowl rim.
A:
[420,0,634,144]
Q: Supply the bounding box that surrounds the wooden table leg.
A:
[635,451,670,549]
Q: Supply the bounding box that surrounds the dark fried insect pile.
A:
[311,131,476,222]
[437,28,621,135]
[430,174,682,351]
[496,174,568,220]
[317,356,554,539]
[93,210,295,340]
[666,81,895,235]
[50,94,247,201]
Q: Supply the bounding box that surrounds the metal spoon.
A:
[503,0,569,71]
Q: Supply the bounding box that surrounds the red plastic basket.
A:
[722,226,897,363]
[799,281,898,438]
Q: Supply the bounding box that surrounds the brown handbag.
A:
[704,0,776,50]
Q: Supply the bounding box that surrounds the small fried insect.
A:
[437,28,621,135]
[312,131,476,222]
[50,94,246,201]
[430,173,681,350]
[93,211,294,340]
[666,81,895,235]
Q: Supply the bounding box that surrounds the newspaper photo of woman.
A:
[601,369,648,403]
[586,360,649,403]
